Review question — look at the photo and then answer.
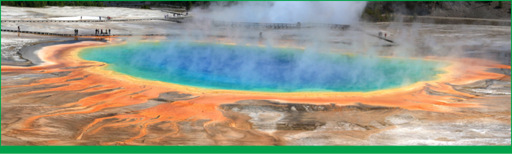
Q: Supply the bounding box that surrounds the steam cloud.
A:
[192,1,367,25]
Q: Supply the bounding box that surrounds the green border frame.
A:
[1,0,511,153]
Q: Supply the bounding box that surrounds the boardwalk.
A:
[1,18,394,43]
[1,18,175,23]
[0,29,178,37]
[210,21,350,30]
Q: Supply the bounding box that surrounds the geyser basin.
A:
[79,42,445,92]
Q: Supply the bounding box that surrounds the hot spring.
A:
[79,42,446,92]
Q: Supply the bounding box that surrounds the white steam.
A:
[192,1,367,25]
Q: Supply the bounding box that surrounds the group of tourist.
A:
[95,29,111,36]
[164,12,188,19]
[378,31,387,38]
[98,16,111,21]
[15,26,113,37]
[78,16,110,21]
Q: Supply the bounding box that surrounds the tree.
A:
[186,1,192,11]
[496,1,503,9]
[141,5,150,9]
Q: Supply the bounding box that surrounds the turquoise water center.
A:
[79,42,445,92]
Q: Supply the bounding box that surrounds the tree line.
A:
[1,1,104,7]
[0,1,210,10]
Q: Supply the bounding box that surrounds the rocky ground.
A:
[1,69,510,145]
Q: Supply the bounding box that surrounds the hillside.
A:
[363,1,511,21]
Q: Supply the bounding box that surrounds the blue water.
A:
[79,42,445,92]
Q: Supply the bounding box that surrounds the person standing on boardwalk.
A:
[80,16,82,20]
[17,26,20,32]
[99,16,101,21]
[108,29,111,35]
[95,29,98,35]
[100,29,103,35]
